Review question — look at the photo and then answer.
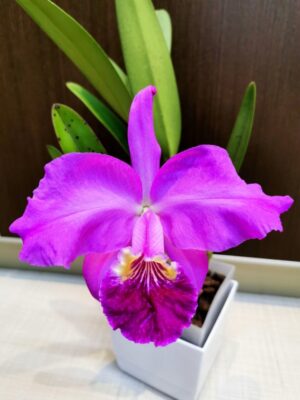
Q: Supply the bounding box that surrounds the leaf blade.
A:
[66,82,128,153]
[52,105,78,153]
[52,104,106,154]
[16,0,131,120]
[156,9,172,52]
[109,58,131,94]
[116,0,181,157]
[227,82,256,171]
[47,144,62,159]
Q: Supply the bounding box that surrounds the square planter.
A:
[181,261,235,346]
[112,279,238,400]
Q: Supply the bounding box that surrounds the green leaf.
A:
[47,144,62,159]
[156,9,172,52]
[116,0,181,158]
[109,58,131,94]
[67,82,128,153]
[52,105,78,153]
[227,82,256,171]
[52,104,106,153]
[16,0,131,120]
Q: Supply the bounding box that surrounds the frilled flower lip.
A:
[100,253,199,347]
[10,85,293,346]
[85,211,206,346]
[83,210,209,347]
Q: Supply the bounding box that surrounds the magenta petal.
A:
[131,210,164,258]
[164,238,208,293]
[83,252,118,299]
[151,145,293,252]
[10,153,142,267]
[128,86,161,201]
[100,259,198,346]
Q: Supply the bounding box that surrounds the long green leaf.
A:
[227,82,256,171]
[109,58,131,94]
[47,144,62,159]
[16,0,131,120]
[116,0,181,158]
[156,9,172,52]
[67,82,128,153]
[52,104,106,153]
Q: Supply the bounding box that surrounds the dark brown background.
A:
[0,0,299,260]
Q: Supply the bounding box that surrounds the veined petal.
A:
[151,145,293,252]
[164,238,208,293]
[10,153,142,267]
[100,252,198,346]
[128,86,161,202]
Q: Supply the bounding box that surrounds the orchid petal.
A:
[164,238,208,293]
[128,86,161,201]
[151,145,293,252]
[83,251,118,299]
[100,255,198,346]
[10,153,142,267]
[131,210,164,258]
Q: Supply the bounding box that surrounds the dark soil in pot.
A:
[192,271,225,327]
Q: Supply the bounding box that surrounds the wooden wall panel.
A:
[0,0,299,260]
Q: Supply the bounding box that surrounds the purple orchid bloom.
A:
[10,86,293,346]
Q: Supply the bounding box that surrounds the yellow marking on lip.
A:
[117,252,138,281]
[161,262,177,280]
[117,252,177,283]
[153,256,177,280]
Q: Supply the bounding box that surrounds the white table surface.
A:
[0,268,299,400]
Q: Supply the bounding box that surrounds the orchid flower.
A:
[10,86,293,346]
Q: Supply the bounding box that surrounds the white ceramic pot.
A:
[112,279,238,400]
[181,261,235,346]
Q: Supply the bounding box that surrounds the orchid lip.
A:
[99,244,200,347]
[113,247,177,288]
